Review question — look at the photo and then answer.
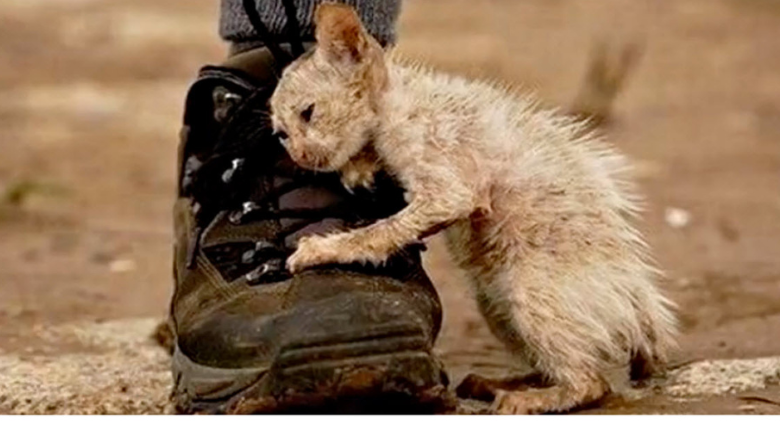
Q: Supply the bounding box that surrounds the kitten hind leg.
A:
[471,265,612,414]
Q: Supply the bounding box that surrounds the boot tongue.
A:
[222,47,281,86]
[220,43,315,87]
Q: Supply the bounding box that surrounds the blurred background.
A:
[0,0,779,413]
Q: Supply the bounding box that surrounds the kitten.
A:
[269,3,677,414]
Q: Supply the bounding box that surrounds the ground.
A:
[0,0,779,414]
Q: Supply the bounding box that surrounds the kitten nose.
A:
[296,144,330,169]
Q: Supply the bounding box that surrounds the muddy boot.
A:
[169,47,451,414]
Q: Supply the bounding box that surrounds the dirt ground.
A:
[0,0,779,414]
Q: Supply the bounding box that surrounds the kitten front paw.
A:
[340,165,376,193]
[286,232,393,273]
[286,235,339,274]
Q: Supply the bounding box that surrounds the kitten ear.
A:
[314,2,371,64]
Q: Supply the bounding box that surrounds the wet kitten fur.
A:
[270,3,677,414]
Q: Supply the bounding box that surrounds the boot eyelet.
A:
[221,158,245,184]
[213,87,243,123]
[241,249,256,264]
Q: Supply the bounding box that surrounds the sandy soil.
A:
[0,0,778,414]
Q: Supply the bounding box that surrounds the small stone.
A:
[664,207,691,229]
[676,277,692,287]
[109,259,136,273]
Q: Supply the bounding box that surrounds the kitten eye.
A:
[300,104,315,123]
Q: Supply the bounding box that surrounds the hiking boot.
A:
[168,46,451,414]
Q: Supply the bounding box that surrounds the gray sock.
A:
[220,0,401,50]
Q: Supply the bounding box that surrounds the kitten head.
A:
[270,2,388,171]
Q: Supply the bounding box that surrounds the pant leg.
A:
[220,0,401,52]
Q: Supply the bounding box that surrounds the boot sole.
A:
[172,324,453,414]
